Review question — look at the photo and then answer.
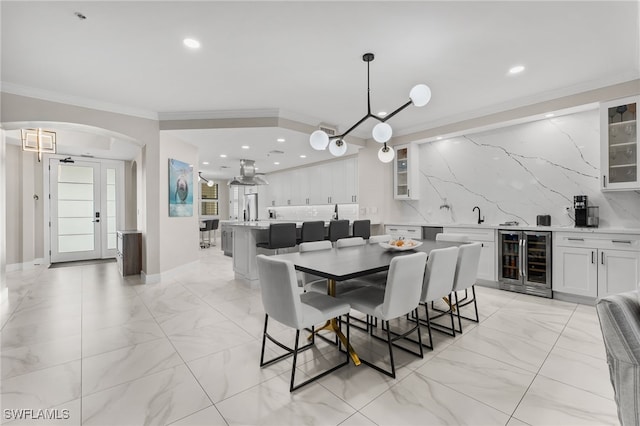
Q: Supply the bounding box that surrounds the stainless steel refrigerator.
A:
[245,193,258,221]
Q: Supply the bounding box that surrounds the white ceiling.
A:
[2,1,639,178]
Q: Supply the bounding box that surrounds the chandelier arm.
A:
[380,100,413,123]
[334,113,375,140]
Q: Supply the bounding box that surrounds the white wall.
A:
[5,145,23,265]
[387,108,640,228]
[0,129,6,301]
[159,133,199,273]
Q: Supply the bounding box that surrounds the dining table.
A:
[272,239,462,365]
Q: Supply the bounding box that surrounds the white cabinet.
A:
[600,96,639,191]
[443,227,496,281]
[384,225,422,240]
[553,232,640,298]
[266,157,358,206]
[394,143,419,200]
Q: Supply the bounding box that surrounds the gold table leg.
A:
[307,278,361,366]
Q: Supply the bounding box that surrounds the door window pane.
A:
[59,235,94,252]
[58,217,94,235]
[58,165,94,183]
[58,183,94,200]
[58,200,94,217]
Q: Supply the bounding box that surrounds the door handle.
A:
[603,175,607,188]
[522,239,528,277]
[591,250,595,264]
[601,251,605,265]
[92,219,100,223]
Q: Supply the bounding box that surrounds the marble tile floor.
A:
[0,242,620,426]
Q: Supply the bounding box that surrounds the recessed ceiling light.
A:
[436,136,443,140]
[274,162,280,165]
[183,38,200,49]
[300,155,307,158]
[545,113,555,118]
[377,111,387,117]
[277,138,285,143]
[241,145,249,149]
[220,154,227,158]
[202,161,209,165]
[255,167,259,170]
[508,65,525,75]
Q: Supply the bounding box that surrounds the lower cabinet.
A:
[384,225,423,240]
[443,227,496,282]
[116,230,142,276]
[553,233,640,298]
[221,225,233,257]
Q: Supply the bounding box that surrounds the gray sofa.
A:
[596,291,640,426]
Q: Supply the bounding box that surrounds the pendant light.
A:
[309,53,431,161]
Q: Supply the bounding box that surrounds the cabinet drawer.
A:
[443,227,495,242]
[385,225,422,240]
[555,232,640,250]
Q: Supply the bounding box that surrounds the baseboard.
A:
[553,291,596,306]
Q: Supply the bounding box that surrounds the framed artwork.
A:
[168,158,193,217]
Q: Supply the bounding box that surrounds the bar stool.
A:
[327,220,350,243]
[352,219,371,239]
[211,219,220,246]
[200,220,215,248]
[256,223,297,254]
[297,221,326,244]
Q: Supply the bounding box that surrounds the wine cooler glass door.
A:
[500,231,521,283]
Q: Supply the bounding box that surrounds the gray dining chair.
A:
[417,246,459,348]
[335,237,365,248]
[369,234,392,244]
[256,254,351,392]
[337,251,428,378]
[297,240,332,290]
[451,242,482,332]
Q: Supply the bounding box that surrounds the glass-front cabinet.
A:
[601,96,639,190]
[393,143,419,200]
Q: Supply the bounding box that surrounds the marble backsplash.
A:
[268,204,359,222]
[390,108,640,229]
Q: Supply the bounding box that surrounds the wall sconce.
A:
[21,128,57,162]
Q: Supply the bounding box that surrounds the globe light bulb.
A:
[409,84,432,107]
[207,180,214,187]
[329,139,347,157]
[310,130,329,150]
[372,122,393,143]
[378,145,395,163]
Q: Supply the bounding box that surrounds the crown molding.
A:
[157,108,280,121]
[0,82,159,120]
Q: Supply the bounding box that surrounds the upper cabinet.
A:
[266,157,358,206]
[601,96,639,191]
[394,143,420,200]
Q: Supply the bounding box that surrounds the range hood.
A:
[228,159,268,186]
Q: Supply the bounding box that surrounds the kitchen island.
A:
[225,220,333,286]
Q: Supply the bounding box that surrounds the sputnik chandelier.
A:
[309,53,432,163]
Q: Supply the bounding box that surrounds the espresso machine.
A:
[574,195,599,227]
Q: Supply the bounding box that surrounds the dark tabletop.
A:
[272,240,461,281]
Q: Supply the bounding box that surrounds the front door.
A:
[49,159,120,263]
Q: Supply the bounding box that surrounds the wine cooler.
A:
[498,230,552,298]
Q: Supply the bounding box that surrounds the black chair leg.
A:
[289,330,301,392]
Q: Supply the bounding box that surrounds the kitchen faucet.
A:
[473,206,485,224]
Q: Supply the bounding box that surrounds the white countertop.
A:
[384,222,640,235]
